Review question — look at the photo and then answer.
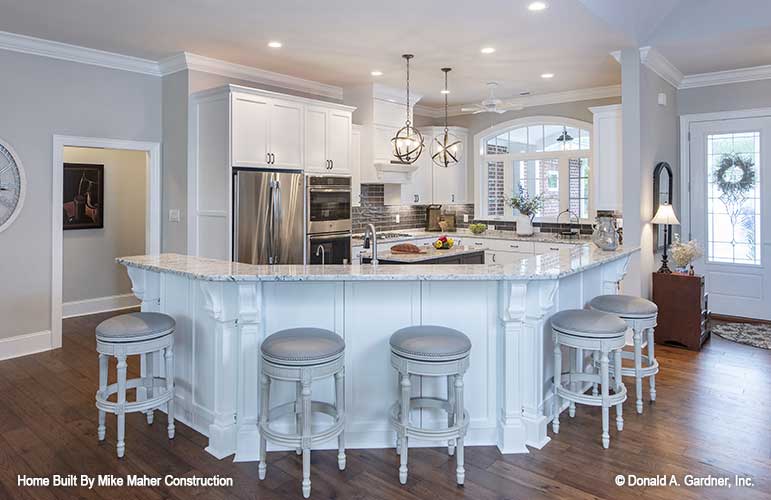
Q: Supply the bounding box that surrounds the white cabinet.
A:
[589,104,622,212]
[305,106,353,174]
[430,127,468,204]
[400,149,433,205]
[351,125,362,206]
[232,93,302,169]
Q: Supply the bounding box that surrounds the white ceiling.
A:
[0,0,769,107]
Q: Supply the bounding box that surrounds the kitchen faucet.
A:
[315,245,325,265]
[363,223,378,264]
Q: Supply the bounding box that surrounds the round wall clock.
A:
[0,138,26,233]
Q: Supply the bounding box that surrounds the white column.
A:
[497,282,528,454]
[234,282,263,462]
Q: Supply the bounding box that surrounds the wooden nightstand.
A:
[652,272,710,350]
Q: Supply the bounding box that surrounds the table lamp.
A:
[651,203,680,273]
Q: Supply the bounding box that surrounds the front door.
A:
[690,117,771,320]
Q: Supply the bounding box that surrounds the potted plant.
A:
[508,186,543,236]
[669,235,703,274]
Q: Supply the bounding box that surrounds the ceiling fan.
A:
[460,82,523,114]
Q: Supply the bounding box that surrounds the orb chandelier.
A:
[430,67,463,168]
[391,54,424,164]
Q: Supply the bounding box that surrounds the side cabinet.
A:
[589,104,622,212]
[305,106,353,174]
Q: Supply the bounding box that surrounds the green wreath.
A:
[714,153,755,202]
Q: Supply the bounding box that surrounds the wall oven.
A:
[306,175,352,264]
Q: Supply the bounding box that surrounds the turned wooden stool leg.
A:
[647,327,657,402]
[258,373,270,481]
[614,349,624,431]
[591,351,599,396]
[165,346,175,439]
[398,372,410,485]
[552,337,562,434]
[301,378,312,498]
[116,353,128,458]
[447,374,456,456]
[335,368,346,471]
[454,376,465,486]
[633,329,643,414]
[295,382,303,455]
[600,349,610,449]
[97,353,108,441]
[145,352,154,425]
[568,347,576,418]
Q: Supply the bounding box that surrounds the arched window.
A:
[475,117,592,222]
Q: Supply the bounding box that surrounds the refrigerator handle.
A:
[268,179,276,264]
[274,179,282,264]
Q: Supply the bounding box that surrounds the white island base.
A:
[119,246,636,462]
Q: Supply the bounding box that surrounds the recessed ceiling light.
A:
[440,89,451,94]
[528,1,548,11]
[541,73,554,79]
[371,70,383,76]
[480,47,496,54]
[267,41,282,48]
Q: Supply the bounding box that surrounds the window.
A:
[706,132,761,265]
[478,120,592,221]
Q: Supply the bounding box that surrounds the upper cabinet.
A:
[428,127,468,204]
[306,106,352,174]
[589,104,622,212]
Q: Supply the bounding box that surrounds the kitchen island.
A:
[118,244,638,462]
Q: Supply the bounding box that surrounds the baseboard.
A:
[62,293,139,319]
[0,330,53,361]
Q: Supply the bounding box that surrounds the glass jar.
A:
[592,216,619,251]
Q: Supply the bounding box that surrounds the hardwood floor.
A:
[1,311,769,500]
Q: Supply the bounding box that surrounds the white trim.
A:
[680,64,771,89]
[161,52,344,100]
[639,46,683,89]
[0,330,53,361]
[0,30,160,75]
[62,293,140,319]
[0,137,27,233]
[417,85,621,118]
[679,106,771,242]
[52,136,162,352]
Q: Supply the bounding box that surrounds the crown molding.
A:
[679,64,771,89]
[639,46,683,88]
[162,52,343,100]
[420,85,621,118]
[0,30,161,75]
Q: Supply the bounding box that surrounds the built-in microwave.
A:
[306,175,352,234]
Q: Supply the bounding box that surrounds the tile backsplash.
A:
[352,184,606,235]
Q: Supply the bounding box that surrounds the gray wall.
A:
[0,50,161,340]
[162,70,189,253]
[678,79,771,115]
[62,147,147,303]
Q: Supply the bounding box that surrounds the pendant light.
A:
[430,67,463,168]
[391,54,424,164]
[556,126,574,144]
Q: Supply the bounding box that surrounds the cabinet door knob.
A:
[266,152,271,164]
[451,194,455,202]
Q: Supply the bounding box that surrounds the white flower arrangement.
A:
[670,235,702,268]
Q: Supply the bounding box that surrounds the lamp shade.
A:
[651,203,680,225]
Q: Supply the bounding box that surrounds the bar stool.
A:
[95,312,176,458]
[589,295,659,414]
[258,328,346,499]
[551,310,627,449]
[389,325,471,486]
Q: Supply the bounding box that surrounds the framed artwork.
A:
[63,163,104,230]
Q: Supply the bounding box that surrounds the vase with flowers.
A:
[669,235,703,274]
[508,186,543,236]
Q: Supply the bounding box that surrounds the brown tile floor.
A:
[0,310,769,499]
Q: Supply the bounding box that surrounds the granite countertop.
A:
[351,228,591,246]
[375,245,484,263]
[117,245,638,282]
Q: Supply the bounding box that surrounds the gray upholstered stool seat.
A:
[261,327,345,365]
[95,312,175,458]
[589,295,658,318]
[96,312,175,343]
[390,325,471,361]
[551,309,627,338]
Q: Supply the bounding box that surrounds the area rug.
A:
[712,322,771,350]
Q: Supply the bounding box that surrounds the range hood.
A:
[344,83,423,184]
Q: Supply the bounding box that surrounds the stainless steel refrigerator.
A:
[233,168,304,265]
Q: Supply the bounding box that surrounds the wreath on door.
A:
[714,153,756,204]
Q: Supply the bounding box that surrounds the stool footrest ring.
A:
[260,400,344,449]
[389,401,469,440]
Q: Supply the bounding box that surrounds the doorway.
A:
[686,114,771,320]
[52,136,161,349]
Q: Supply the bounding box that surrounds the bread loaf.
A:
[390,243,422,254]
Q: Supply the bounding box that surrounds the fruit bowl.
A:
[433,235,454,250]
[469,223,487,235]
